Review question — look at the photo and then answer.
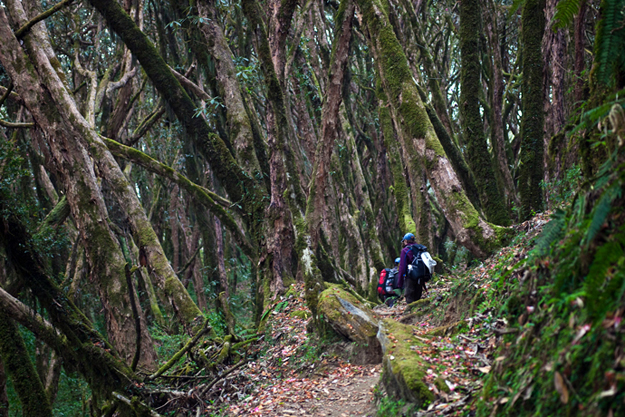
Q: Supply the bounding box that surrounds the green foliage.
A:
[553,0,584,29]
[528,209,566,262]
[582,182,621,246]
[477,136,625,415]
[540,165,582,208]
[594,0,625,88]
[374,387,419,416]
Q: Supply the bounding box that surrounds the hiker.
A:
[397,233,427,304]
[377,258,401,306]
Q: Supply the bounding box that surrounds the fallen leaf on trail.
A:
[554,371,569,404]
[477,366,491,374]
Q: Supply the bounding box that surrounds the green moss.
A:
[290,310,311,320]
[380,319,434,406]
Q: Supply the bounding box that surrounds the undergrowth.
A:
[475,146,625,416]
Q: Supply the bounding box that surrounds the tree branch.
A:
[0,119,35,128]
[103,137,256,258]
[0,286,63,350]
[147,319,213,381]
[15,0,75,39]
[168,65,211,102]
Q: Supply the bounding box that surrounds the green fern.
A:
[508,0,525,19]
[529,209,567,261]
[553,0,584,30]
[584,239,624,318]
[583,183,622,246]
[594,0,625,87]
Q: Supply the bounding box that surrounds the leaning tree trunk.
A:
[0,310,52,417]
[354,0,509,258]
[518,0,546,220]
[0,202,145,413]
[459,0,510,226]
[0,3,157,369]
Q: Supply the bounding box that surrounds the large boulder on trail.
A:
[377,319,435,406]
[318,285,382,364]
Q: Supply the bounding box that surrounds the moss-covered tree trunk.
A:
[0,2,157,369]
[459,0,510,226]
[518,0,546,220]
[307,0,356,249]
[378,87,415,237]
[354,0,508,258]
[0,201,142,412]
[192,0,266,180]
[0,311,52,417]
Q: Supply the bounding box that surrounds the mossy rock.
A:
[377,319,434,407]
[318,285,382,364]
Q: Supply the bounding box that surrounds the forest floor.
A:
[206,214,550,417]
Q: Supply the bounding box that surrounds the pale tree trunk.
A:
[0,2,157,368]
[355,0,508,258]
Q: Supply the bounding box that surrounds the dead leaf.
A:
[554,371,569,404]
[478,366,491,374]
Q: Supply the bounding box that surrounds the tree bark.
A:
[459,0,510,226]
[518,0,546,219]
[484,0,519,208]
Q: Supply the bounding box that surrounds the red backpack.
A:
[377,268,398,298]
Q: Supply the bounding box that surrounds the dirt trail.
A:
[217,285,380,416]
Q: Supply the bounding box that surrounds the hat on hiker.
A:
[394,257,400,265]
[401,233,415,243]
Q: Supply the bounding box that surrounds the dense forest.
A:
[0,0,624,415]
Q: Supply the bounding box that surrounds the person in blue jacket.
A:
[397,233,424,304]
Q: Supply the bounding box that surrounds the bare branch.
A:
[0,119,35,128]
[14,0,75,39]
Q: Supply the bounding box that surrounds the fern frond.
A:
[594,0,625,87]
[553,0,583,30]
[584,240,624,317]
[530,209,567,261]
[583,183,622,246]
[508,0,525,20]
